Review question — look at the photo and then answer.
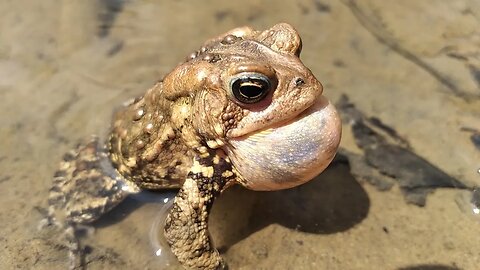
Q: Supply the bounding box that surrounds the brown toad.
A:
[44,23,342,269]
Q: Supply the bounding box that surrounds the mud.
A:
[1,0,479,269]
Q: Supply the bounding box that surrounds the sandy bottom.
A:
[1,0,479,269]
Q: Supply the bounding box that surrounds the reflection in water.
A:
[87,188,181,269]
[149,198,179,268]
[128,190,180,267]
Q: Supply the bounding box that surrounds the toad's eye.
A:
[230,74,272,104]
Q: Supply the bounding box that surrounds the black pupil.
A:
[232,77,270,103]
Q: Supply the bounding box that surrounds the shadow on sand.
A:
[211,160,370,251]
[92,158,370,254]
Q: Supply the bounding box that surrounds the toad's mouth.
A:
[224,96,342,191]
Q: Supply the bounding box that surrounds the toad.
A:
[44,23,342,269]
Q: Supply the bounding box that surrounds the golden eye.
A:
[230,74,271,104]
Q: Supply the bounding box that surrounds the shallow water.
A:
[1,0,480,269]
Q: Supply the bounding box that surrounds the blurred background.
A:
[1,0,479,269]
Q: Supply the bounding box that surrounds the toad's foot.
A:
[45,136,140,269]
[164,149,236,270]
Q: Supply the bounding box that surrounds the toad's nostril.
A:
[294,77,305,87]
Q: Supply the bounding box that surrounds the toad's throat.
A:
[224,96,342,191]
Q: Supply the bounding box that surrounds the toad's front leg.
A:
[164,149,236,269]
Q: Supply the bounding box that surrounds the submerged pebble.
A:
[470,188,480,216]
[455,169,480,222]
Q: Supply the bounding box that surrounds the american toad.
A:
[44,23,342,269]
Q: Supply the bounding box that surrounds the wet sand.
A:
[1,0,479,269]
